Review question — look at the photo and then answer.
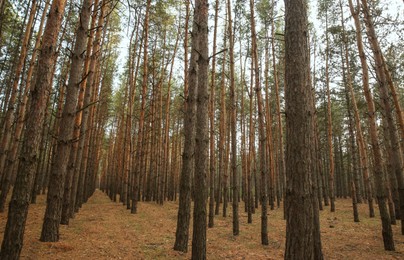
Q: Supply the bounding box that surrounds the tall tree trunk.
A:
[240,55,247,213]
[284,0,323,258]
[345,80,360,223]
[131,0,151,214]
[250,0,268,246]
[163,25,180,203]
[227,0,239,237]
[339,2,360,218]
[126,17,143,207]
[0,0,67,258]
[191,0,209,258]
[311,37,324,211]
[174,0,194,253]
[324,10,335,212]
[223,114,231,216]
[215,24,227,216]
[271,0,285,213]
[264,33,276,211]
[361,0,404,236]
[247,45,256,223]
[208,0,219,228]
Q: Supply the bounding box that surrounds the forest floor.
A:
[0,190,403,259]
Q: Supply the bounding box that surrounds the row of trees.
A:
[0,0,120,258]
[0,0,403,259]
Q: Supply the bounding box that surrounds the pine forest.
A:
[0,0,403,259]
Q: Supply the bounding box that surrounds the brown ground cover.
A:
[0,190,403,259]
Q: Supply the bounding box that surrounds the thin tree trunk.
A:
[215,25,227,216]
[227,0,239,237]
[223,114,231,216]
[271,0,285,214]
[250,0,268,246]
[324,10,335,212]
[311,38,324,211]
[264,33,276,211]
[345,82,360,223]
[174,0,194,253]
[127,15,142,206]
[247,40,256,223]
[208,0,219,228]
[131,0,151,214]
[163,25,180,203]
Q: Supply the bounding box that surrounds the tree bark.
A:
[271,0,285,213]
[324,9,335,212]
[284,0,323,258]
[215,24,227,217]
[208,0,219,228]
[174,0,194,253]
[227,0,239,237]
[191,0,209,258]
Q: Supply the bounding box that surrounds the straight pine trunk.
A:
[173,0,194,253]
[284,0,323,258]
[250,0,268,245]
[227,0,239,237]
[208,0,219,229]
[192,0,209,258]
